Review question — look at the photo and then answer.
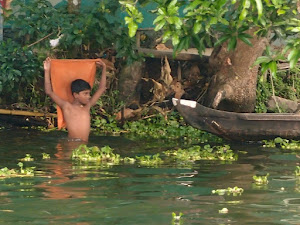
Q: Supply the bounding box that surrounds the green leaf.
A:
[239,8,248,21]
[254,56,271,65]
[154,20,166,31]
[268,61,277,77]
[260,63,269,76]
[255,0,263,18]
[277,9,286,15]
[172,34,180,46]
[193,22,202,34]
[227,36,237,51]
[288,50,300,69]
[238,34,253,46]
[214,35,230,47]
[128,22,138,37]
[153,15,164,25]
[162,31,172,43]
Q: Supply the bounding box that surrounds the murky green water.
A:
[0,128,300,224]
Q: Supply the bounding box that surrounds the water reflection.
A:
[37,139,88,199]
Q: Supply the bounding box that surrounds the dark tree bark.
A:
[204,29,268,112]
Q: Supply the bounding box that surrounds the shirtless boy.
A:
[43,57,106,142]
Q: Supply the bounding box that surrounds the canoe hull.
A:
[173,98,300,141]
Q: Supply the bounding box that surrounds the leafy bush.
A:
[0,39,42,104]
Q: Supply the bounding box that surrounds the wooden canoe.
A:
[172,98,300,141]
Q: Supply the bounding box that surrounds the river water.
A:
[0,128,300,224]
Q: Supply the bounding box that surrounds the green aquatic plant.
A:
[164,144,238,162]
[172,212,183,224]
[135,154,163,167]
[212,186,244,196]
[123,157,136,164]
[72,145,121,164]
[295,166,300,176]
[262,137,300,150]
[20,154,34,162]
[41,153,50,159]
[0,162,35,178]
[253,173,269,185]
[123,112,223,143]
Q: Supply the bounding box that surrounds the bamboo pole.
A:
[0,109,56,117]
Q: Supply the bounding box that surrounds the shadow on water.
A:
[0,128,300,224]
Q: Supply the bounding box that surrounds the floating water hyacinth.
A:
[42,153,50,160]
[72,145,121,164]
[20,154,34,162]
[0,162,35,178]
[172,212,183,223]
[253,173,269,185]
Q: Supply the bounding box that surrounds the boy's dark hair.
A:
[71,79,91,94]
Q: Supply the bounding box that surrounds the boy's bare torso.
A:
[62,103,91,142]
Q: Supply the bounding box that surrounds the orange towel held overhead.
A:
[50,59,98,129]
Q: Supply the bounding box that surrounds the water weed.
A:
[0,162,35,178]
[263,137,300,150]
[41,153,50,160]
[253,173,269,185]
[72,145,121,165]
[163,144,238,162]
[20,154,34,162]
[135,154,163,167]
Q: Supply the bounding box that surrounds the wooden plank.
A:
[137,47,212,61]
[0,109,56,117]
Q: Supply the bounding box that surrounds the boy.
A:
[43,57,106,142]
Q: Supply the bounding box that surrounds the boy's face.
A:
[74,90,91,105]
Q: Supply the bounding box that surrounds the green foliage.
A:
[172,212,183,224]
[0,39,42,104]
[163,144,238,162]
[121,0,299,69]
[41,153,50,159]
[0,162,35,178]
[72,145,121,164]
[7,0,136,60]
[135,153,163,166]
[20,154,34,162]
[262,137,300,150]
[253,173,269,185]
[123,112,223,143]
[255,67,300,113]
[120,1,143,37]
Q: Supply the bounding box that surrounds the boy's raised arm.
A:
[89,59,107,107]
[44,58,67,108]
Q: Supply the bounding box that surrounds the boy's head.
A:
[71,79,91,95]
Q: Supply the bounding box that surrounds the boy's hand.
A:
[43,57,51,71]
[96,59,106,68]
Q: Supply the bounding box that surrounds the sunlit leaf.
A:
[254,0,263,19]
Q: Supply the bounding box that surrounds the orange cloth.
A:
[50,59,98,129]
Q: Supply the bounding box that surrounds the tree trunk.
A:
[204,29,268,112]
[118,61,144,104]
[68,0,81,14]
